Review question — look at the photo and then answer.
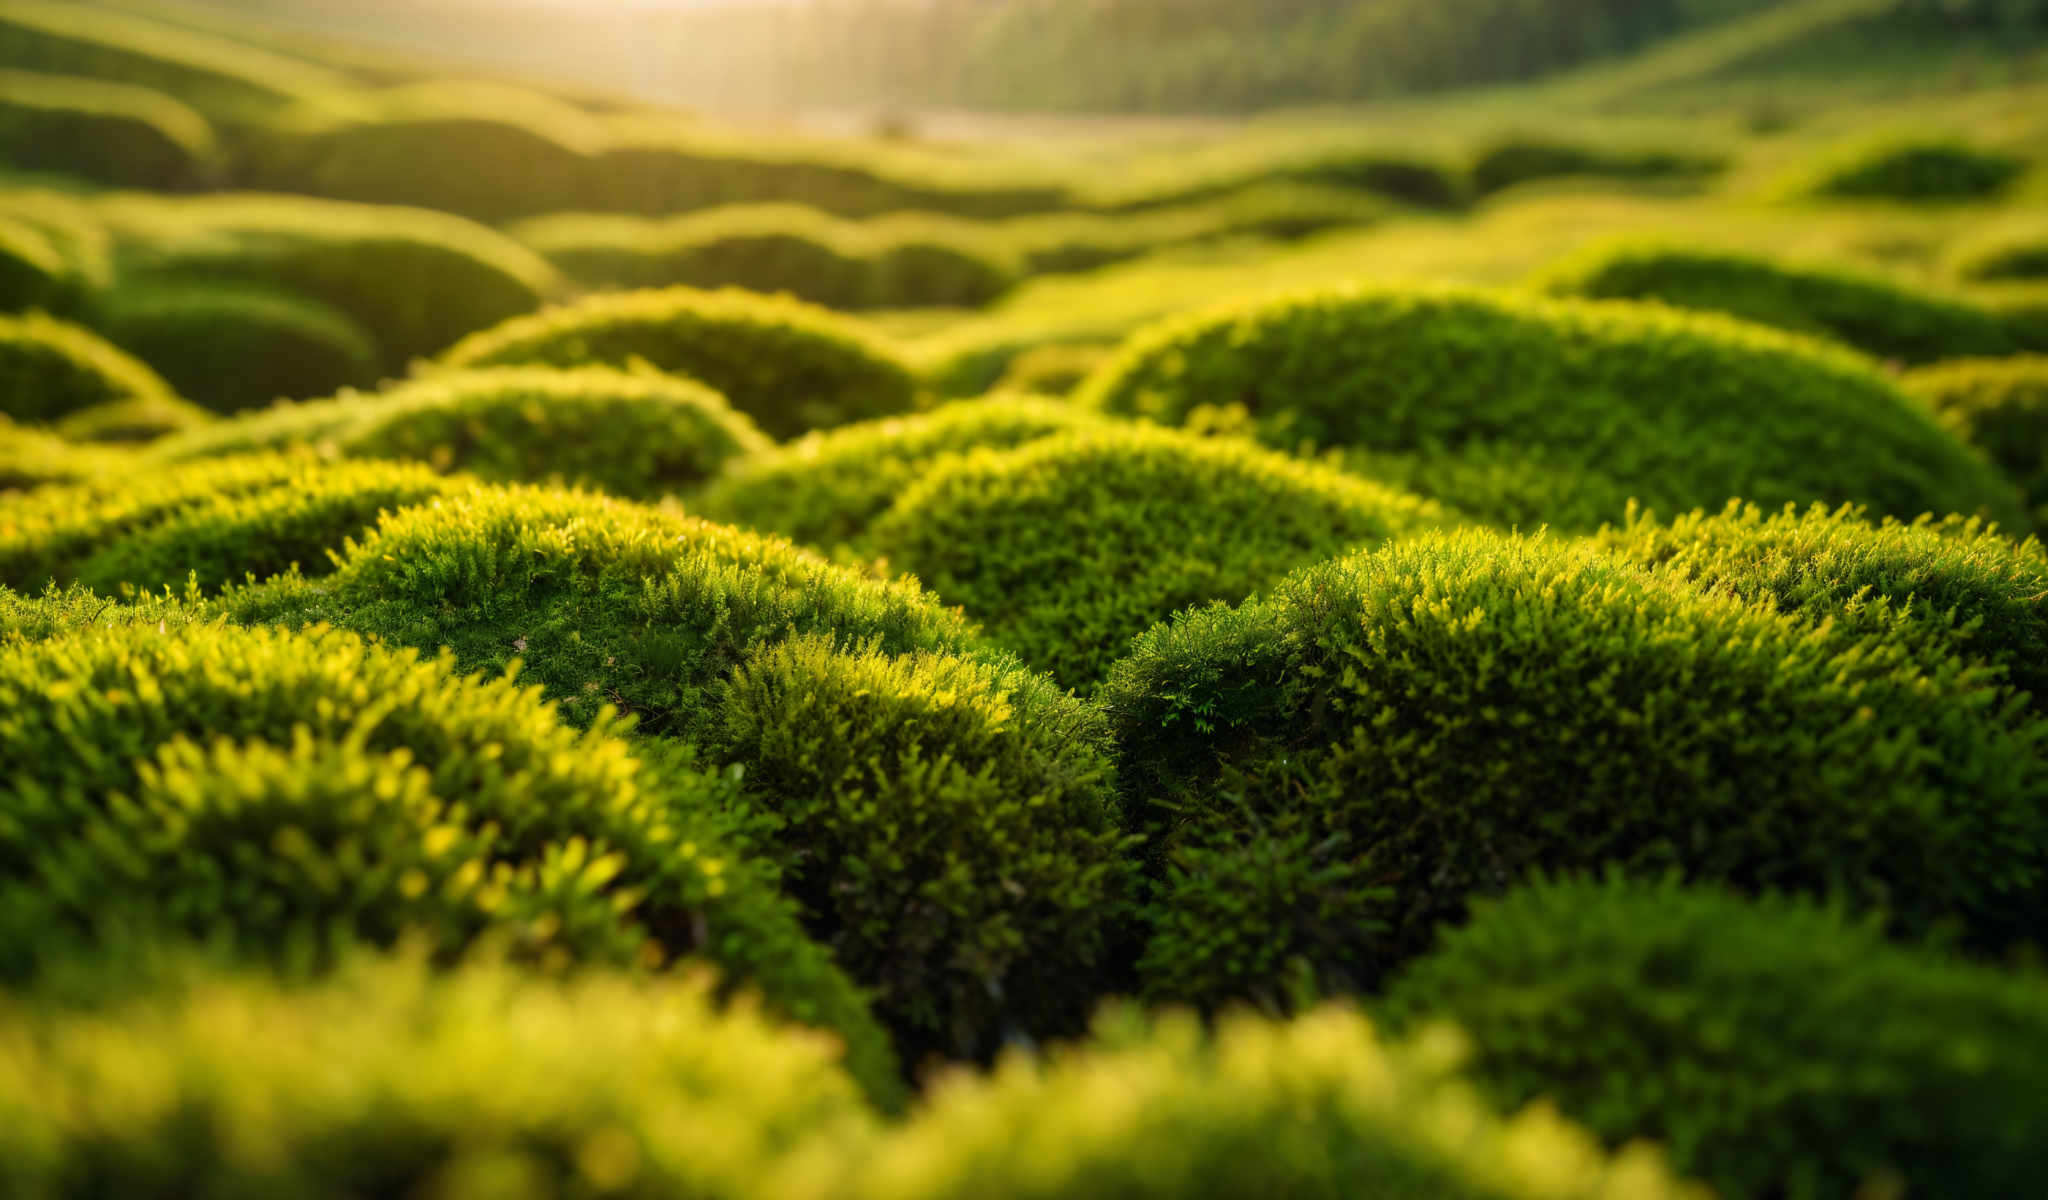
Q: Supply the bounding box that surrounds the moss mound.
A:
[0,951,882,1198]
[343,368,769,498]
[0,620,899,1098]
[517,205,1019,310]
[1098,529,2048,1008]
[0,311,178,425]
[153,367,772,500]
[694,394,1114,552]
[243,486,978,734]
[1905,356,2048,521]
[1594,501,2048,709]
[703,636,1129,1060]
[50,394,213,444]
[1078,285,2024,531]
[1953,221,2048,283]
[869,425,1448,686]
[442,286,918,440]
[97,281,382,413]
[0,455,462,595]
[1808,137,2028,203]
[1540,242,2024,365]
[1384,876,2048,1200]
[1469,136,1720,195]
[0,417,131,492]
[0,212,85,314]
[849,1005,1703,1200]
[0,69,213,189]
[102,193,560,370]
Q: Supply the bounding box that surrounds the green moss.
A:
[1470,137,1720,195]
[0,416,131,492]
[96,281,382,413]
[516,205,1019,310]
[1383,876,2048,1200]
[240,486,979,735]
[847,1004,1703,1200]
[155,367,772,500]
[1593,501,2048,709]
[1099,529,2048,1008]
[703,636,1129,1060]
[694,394,1113,552]
[0,212,82,314]
[0,311,178,425]
[102,192,560,370]
[442,286,917,440]
[0,454,458,594]
[0,620,900,1102]
[50,394,213,444]
[1905,356,2048,521]
[1953,220,2048,282]
[1808,136,2028,203]
[870,425,1448,686]
[1540,242,2024,365]
[1078,285,2024,531]
[0,952,881,1197]
[0,69,214,189]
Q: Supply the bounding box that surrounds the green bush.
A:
[442,286,919,440]
[841,1005,1704,1200]
[1098,529,2048,1007]
[869,425,1448,685]
[694,394,1114,552]
[1905,356,2048,520]
[0,69,214,189]
[1540,242,2024,365]
[0,620,899,1100]
[1383,876,2048,1200]
[702,636,1129,1059]
[102,192,561,370]
[0,952,883,1199]
[1594,501,2048,707]
[516,205,1019,309]
[0,0,345,128]
[1077,285,2025,531]
[1470,137,1720,195]
[96,281,382,412]
[0,311,179,424]
[1808,137,2029,202]
[0,454,459,594]
[240,485,979,734]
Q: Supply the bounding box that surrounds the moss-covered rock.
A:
[1904,356,2048,521]
[0,311,179,425]
[96,281,382,413]
[0,68,214,188]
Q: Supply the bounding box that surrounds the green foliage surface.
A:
[704,636,1129,1060]
[1078,285,2026,530]
[869,424,1449,685]
[1541,241,2030,363]
[694,394,1114,553]
[0,952,881,1197]
[0,310,179,424]
[0,68,214,189]
[0,620,899,1098]
[0,454,460,594]
[1807,136,2029,201]
[1098,529,2048,1007]
[240,485,979,734]
[1384,876,2048,1200]
[1594,501,2048,707]
[1905,356,2048,521]
[442,287,919,440]
[96,280,381,412]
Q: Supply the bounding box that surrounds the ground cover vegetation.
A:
[3,0,2047,1194]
